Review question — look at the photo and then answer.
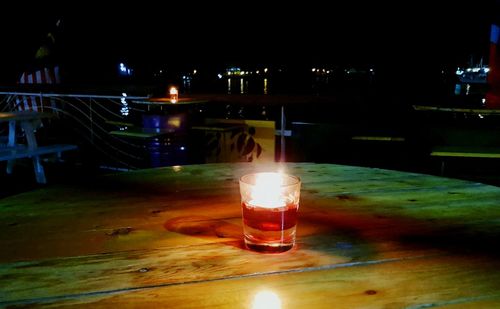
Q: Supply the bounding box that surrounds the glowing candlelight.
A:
[169,87,178,103]
[249,172,286,209]
[239,172,301,253]
[252,290,282,309]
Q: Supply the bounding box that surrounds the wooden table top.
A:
[0,111,53,122]
[132,98,208,106]
[2,163,500,308]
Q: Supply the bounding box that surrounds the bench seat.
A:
[430,146,500,158]
[0,144,77,161]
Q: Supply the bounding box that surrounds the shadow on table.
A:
[164,215,245,250]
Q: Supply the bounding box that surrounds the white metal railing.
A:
[0,91,291,166]
[0,91,149,169]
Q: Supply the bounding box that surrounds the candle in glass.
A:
[239,172,301,253]
[169,87,178,103]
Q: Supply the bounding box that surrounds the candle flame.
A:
[250,172,285,208]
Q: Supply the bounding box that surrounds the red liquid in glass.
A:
[242,202,298,231]
[242,201,298,253]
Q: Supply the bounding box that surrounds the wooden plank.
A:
[109,128,173,138]
[2,163,500,307]
[4,254,500,308]
[0,111,54,123]
[131,99,208,105]
[352,136,405,142]
[105,120,135,127]
[1,210,453,303]
[191,123,244,132]
[413,105,500,115]
[0,144,77,161]
[431,146,500,158]
[2,163,500,262]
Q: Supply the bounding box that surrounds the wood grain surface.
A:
[1,163,500,307]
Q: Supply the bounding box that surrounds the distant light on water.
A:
[264,68,268,73]
[120,93,129,116]
[312,68,316,72]
[264,78,268,95]
[218,74,223,79]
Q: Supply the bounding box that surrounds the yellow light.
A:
[169,87,178,103]
[193,69,197,74]
[168,116,181,128]
[252,290,282,309]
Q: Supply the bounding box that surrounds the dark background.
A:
[0,1,495,86]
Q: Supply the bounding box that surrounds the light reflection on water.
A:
[222,71,341,95]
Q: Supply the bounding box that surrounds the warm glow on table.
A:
[2,163,500,307]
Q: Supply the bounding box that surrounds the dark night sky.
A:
[0,1,495,84]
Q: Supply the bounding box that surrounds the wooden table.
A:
[2,163,500,307]
[132,98,208,112]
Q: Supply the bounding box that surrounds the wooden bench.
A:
[430,146,500,175]
[0,111,78,184]
[0,144,78,161]
[431,146,500,159]
[0,144,78,184]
